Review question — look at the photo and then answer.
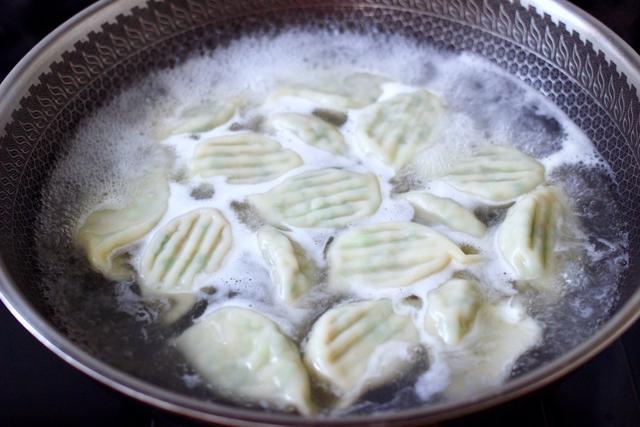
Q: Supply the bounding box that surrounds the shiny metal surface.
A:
[0,0,639,425]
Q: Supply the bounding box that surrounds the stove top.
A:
[0,1,639,426]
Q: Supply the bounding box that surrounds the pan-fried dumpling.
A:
[497,185,565,282]
[304,299,419,405]
[154,98,241,139]
[140,208,232,293]
[257,225,315,303]
[402,191,486,237]
[442,145,545,202]
[190,132,302,183]
[444,299,541,399]
[269,72,388,110]
[76,178,169,281]
[328,222,482,291]
[266,113,347,155]
[424,278,482,345]
[176,307,314,414]
[356,90,444,170]
[248,168,381,229]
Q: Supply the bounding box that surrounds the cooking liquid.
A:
[36,31,628,414]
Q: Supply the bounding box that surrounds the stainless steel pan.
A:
[0,0,639,425]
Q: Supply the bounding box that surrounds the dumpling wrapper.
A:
[76,178,169,281]
[424,278,483,345]
[329,222,483,291]
[257,225,315,303]
[190,132,302,184]
[497,185,566,283]
[154,98,241,139]
[248,168,381,229]
[442,299,541,399]
[176,307,314,414]
[441,145,545,203]
[266,113,347,155]
[356,90,445,170]
[269,72,388,110]
[140,208,232,293]
[140,290,198,324]
[304,299,420,406]
[403,191,486,237]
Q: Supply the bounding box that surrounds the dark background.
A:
[0,0,639,426]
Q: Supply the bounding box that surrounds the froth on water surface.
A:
[35,30,627,415]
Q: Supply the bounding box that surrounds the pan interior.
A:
[0,0,638,422]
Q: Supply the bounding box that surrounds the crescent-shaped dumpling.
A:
[266,113,347,155]
[248,168,381,229]
[442,145,545,203]
[444,299,541,399]
[155,99,240,139]
[140,208,232,293]
[497,185,565,282]
[424,278,483,345]
[257,225,315,303]
[76,178,169,281]
[402,191,486,237]
[176,307,314,414]
[269,72,388,110]
[356,90,445,169]
[190,132,302,183]
[328,222,482,291]
[304,299,419,403]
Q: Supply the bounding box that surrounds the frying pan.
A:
[0,0,639,425]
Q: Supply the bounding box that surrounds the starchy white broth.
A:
[36,30,628,415]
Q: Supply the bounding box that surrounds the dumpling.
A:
[176,306,314,414]
[328,222,482,291]
[248,168,381,229]
[76,178,169,281]
[190,132,302,183]
[154,98,241,139]
[424,278,483,345]
[420,279,541,398]
[402,191,486,237]
[497,185,565,282]
[356,90,445,170]
[269,72,388,110]
[304,299,419,404]
[443,299,541,399]
[140,208,232,293]
[266,113,347,155]
[441,145,545,202]
[257,225,315,303]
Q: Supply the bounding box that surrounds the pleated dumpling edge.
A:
[328,222,483,292]
[248,168,382,229]
[139,207,233,293]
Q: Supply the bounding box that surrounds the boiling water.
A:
[36,31,628,414]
